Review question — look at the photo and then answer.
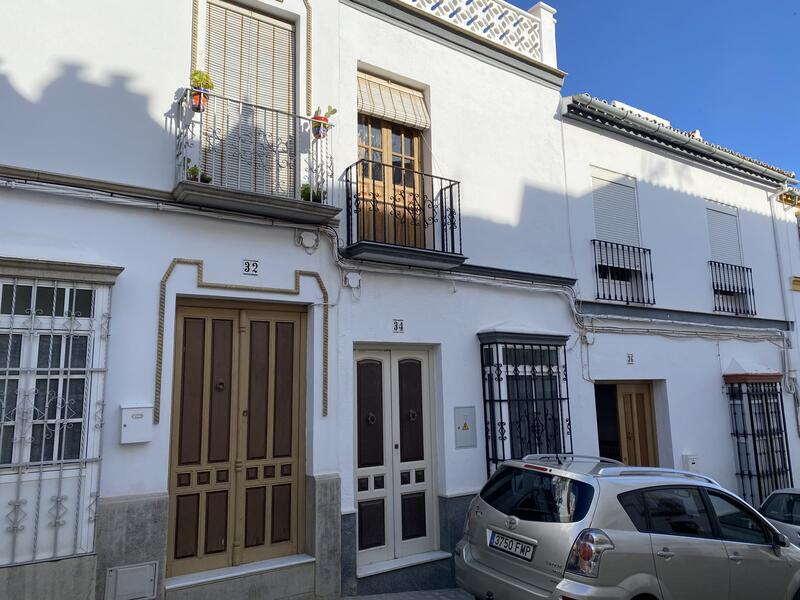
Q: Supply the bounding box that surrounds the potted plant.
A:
[200,171,212,184]
[311,105,337,140]
[301,183,326,203]
[186,164,199,182]
[189,70,214,113]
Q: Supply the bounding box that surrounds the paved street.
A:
[347,590,471,600]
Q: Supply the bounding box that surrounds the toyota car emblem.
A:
[505,516,519,530]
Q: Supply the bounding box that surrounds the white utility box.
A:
[105,561,158,600]
[682,453,699,472]
[454,406,477,449]
[120,406,154,444]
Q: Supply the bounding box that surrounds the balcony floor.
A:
[343,240,466,270]
[172,181,340,225]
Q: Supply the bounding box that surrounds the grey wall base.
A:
[341,493,474,595]
[94,493,168,600]
[0,554,97,600]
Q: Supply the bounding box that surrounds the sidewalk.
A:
[346,590,471,600]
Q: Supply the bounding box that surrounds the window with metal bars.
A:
[0,278,110,565]
[727,380,793,507]
[480,335,573,476]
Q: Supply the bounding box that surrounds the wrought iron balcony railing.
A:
[174,88,334,206]
[592,239,656,305]
[344,159,463,256]
[710,261,756,315]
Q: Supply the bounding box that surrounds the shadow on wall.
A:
[0,61,174,189]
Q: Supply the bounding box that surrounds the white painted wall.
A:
[562,120,791,320]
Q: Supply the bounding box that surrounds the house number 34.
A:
[242,259,259,276]
[392,319,405,334]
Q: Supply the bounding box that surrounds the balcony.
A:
[343,160,465,269]
[710,261,756,315]
[173,88,339,224]
[592,240,656,305]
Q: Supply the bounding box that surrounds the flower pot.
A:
[200,173,212,184]
[190,89,208,113]
[311,116,330,140]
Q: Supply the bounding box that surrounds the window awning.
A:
[357,72,430,130]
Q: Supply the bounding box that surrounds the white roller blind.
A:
[206,0,294,112]
[592,176,641,246]
[203,0,296,195]
[357,72,430,130]
[707,205,742,265]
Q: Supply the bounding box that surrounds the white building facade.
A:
[0,1,798,599]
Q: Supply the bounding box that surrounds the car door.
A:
[644,487,730,600]
[705,490,792,600]
[762,492,800,546]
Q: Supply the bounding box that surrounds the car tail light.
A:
[565,529,614,578]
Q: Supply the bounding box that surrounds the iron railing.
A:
[481,341,572,476]
[175,88,334,204]
[710,261,756,315]
[344,159,462,255]
[592,239,656,305]
[728,381,793,506]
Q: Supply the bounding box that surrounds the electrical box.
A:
[120,406,153,444]
[454,406,477,449]
[683,453,699,472]
[105,561,158,600]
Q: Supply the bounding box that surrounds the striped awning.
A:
[357,72,430,130]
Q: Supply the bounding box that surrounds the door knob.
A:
[729,553,744,563]
[656,548,675,559]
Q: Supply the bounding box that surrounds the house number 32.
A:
[242,260,259,276]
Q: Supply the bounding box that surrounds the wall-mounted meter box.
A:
[120,406,153,444]
[682,453,699,472]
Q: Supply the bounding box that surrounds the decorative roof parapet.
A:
[564,93,797,185]
[391,0,555,67]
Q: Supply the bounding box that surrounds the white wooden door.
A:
[355,350,436,567]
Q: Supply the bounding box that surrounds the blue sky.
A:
[506,0,799,176]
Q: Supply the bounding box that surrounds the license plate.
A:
[488,530,535,561]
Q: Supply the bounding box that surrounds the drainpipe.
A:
[768,185,796,391]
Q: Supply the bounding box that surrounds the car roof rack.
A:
[523,454,624,466]
[596,466,719,486]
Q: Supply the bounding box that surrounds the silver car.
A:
[762,489,800,546]
[455,454,800,600]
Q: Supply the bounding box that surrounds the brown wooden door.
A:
[616,383,658,467]
[168,306,305,577]
[357,115,425,248]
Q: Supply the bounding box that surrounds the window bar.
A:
[612,243,621,302]
[457,182,463,255]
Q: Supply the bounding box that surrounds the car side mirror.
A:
[774,532,789,548]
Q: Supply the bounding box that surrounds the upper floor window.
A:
[706,202,755,315]
[591,170,654,304]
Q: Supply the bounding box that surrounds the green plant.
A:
[186,164,199,180]
[313,105,337,120]
[200,171,212,184]
[300,183,326,203]
[190,69,214,90]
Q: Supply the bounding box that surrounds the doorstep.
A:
[164,554,315,592]
[357,551,452,579]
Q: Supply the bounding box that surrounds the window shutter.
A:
[707,205,742,265]
[357,73,430,130]
[592,177,640,247]
[203,0,296,195]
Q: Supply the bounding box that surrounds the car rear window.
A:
[479,465,595,523]
[762,493,800,526]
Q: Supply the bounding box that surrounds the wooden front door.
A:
[354,350,436,567]
[168,305,305,577]
[616,383,658,467]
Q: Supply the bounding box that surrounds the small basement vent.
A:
[105,562,158,600]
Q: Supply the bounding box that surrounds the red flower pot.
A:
[311,116,330,140]
[190,89,208,113]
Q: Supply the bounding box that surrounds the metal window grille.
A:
[592,239,656,305]
[710,261,756,315]
[727,381,793,506]
[481,341,572,476]
[0,278,111,566]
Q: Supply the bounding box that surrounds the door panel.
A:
[354,353,394,565]
[617,383,658,467]
[168,306,305,577]
[391,351,435,558]
[650,533,730,600]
